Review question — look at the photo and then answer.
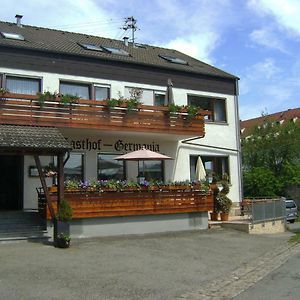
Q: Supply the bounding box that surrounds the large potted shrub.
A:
[217,180,232,221]
[54,199,73,248]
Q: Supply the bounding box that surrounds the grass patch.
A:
[289,232,300,244]
[296,214,300,223]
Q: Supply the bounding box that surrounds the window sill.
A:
[205,121,229,125]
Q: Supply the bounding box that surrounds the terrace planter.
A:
[220,213,229,221]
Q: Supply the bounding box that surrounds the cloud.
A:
[249,26,287,52]
[245,58,281,80]
[0,0,121,38]
[248,0,300,35]
[164,32,219,64]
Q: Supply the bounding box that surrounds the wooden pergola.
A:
[0,124,71,219]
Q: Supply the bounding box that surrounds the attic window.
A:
[79,43,103,52]
[101,46,130,56]
[159,54,188,65]
[0,32,25,41]
[134,43,147,49]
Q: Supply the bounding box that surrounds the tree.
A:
[242,120,300,197]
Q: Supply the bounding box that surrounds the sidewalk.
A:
[0,228,296,300]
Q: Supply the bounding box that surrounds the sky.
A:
[1,0,300,120]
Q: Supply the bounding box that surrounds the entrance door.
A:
[0,155,23,210]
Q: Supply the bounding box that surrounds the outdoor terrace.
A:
[0,93,209,136]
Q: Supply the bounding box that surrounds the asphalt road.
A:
[234,250,300,300]
[0,228,294,300]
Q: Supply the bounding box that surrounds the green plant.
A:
[126,98,140,111]
[105,98,119,108]
[186,105,199,119]
[216,180,232,213]
[37,91,56,107]
[60,94,79,106]
[56,233,71,248]
[168,103,181,114]
[0,87,9,95]
[56,199,73,222]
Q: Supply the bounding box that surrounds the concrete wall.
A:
[49,212,209,238]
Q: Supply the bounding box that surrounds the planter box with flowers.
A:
[43,179,213,219]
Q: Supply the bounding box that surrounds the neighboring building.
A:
[0,16,242,237]
[241,108,300,138]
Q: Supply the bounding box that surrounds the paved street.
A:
[234,250,300,300]
[0,228,298,300]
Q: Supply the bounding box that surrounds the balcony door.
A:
[0,155,23,210]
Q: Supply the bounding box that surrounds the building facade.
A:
[0,18,242,237]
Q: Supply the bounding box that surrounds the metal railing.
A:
[241,197,286,225]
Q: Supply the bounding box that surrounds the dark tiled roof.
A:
[0,125,71,152]
[240,107,300,137]
[0,21,237,79]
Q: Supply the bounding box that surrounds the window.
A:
[78,43,103,52]
[95,86,110,101]
[0,32,25,41]
[60,82,90,99]
[159,54,188,65]
[101,46,130,56]
[125,87,165,106]
[154,92,165,106]
[139,160,164,181]
[64,153,84,181]
[190,155,229,182]
[188,95,227,122]
[97,153,125,180]
[5,76,41,95]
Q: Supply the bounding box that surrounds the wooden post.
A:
[34,154,55,219]
[57,153,65,209]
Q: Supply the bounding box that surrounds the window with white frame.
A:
[188,95,227,122]
[190,155,229,182]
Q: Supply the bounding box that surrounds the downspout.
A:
[234,79,243,202]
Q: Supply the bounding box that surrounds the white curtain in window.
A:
[6,77,40,95]
[95,86,110,100]
[60,83,89,99]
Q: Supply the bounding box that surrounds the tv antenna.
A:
[122,16,138,45]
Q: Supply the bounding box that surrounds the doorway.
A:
[0,155,23,210]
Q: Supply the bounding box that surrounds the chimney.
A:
[123,36,129,47]
[15,14,23,27]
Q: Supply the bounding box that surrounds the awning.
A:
[0,125,71,155]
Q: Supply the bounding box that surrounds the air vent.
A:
[0,32,25,41]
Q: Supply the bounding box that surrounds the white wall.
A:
[0,67,242,208]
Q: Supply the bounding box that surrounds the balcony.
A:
[0,93,209,136]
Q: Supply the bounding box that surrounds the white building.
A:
[0,17,242,238]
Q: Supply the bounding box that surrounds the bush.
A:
[56,199,73,222]
[243,167,281,197]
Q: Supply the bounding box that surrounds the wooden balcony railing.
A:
[39,188,213,219]
[0,93,209,136]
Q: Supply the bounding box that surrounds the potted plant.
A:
[54,199,73,248]
[56,233,71,248]
[216,180,232,221]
